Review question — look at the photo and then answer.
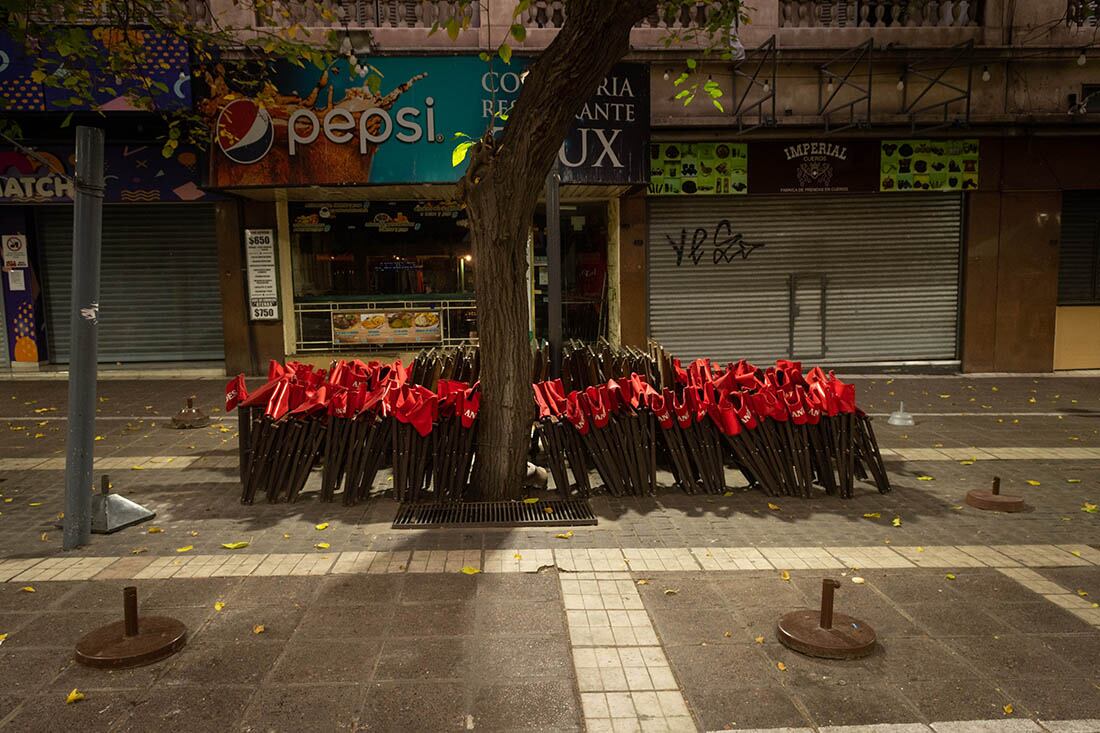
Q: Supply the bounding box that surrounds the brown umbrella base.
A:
[776,609,876,660]
[75,616,187,669]
[965,489,1026,512]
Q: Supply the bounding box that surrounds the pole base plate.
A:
[776,609,876,660]
[965,489,1026,512]
[75,616,187,669]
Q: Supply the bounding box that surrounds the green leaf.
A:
[711,99,725,113]
[674,72,689,87]
[510,23,526,42]
[686,58,697,70]
[515,0,532,16]
[498,43,512,65]
[674,89,691,100]
[445,18,459,40]
[30,69,46,83]
[478,51,491,62]
[60,112,73,128]
[452,140,475,167]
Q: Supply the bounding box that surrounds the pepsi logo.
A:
[216,99,274,165]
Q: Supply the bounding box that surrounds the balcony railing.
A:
[257,0,478,29]
[521,1,725,29]
[1067,1,1099,27]
[779,0,982,28]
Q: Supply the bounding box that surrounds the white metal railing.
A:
[294,298,477,353]
[779,0,982,28]
[520,1,724,29]
[256,0,477,28]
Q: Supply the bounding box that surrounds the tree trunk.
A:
[465,0,657,499]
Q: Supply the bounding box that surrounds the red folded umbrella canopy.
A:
[225,374,248,412]
[828,371,858,414]
[458,384,480,429]
[705,390,741,436]
[672,390,694,430]
[288,384,328,417]
[392,385,438,437]
[564,391,590,435]
[648,390,676,430]
[784,387,810,425]
[263,379,292,420]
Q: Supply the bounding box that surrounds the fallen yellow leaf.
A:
[1026,480,1041,486]
[543,506,554,514]
[214,601,225,612]
[222,541,249,550]
[39,532,48,542]
[916,476,934,482]
[946,573,957,580]
[1077,589,1089,597]
[65,688,85,705]
[314,542,330,550]
[28,502,42,507]
[315,523,329,531]
[147,526,163,534]
[862,512,880,519]
[253,624,266,634]
[776,662,787,672]
[780,570,791,582]
[1071,550,1082,558]
[939,394,950,399]
[723,491,734,496]
[460,566,480,575]
[663,588,679,595]
[176,545,193,553]
[555,531,573,539]
[189,530,199,537]
[32,433,44,439]
[767,502,780,511]
[1082,502,1098,514]
[131,547,147,555]
[916,546,925,552]
[1003,704,1014,715]
[20,586,35,593]
[891,517,902,527]
[131,465,145,470]
[754,635,765,644]
[0,633,7,644]
[723,631,732,638]
[513,552,522,560]
[851,577,865,584]
[636,579,650,586]
[94,435,104,442]
[960,460,975,466]
[282,533,291,539]
[522,497,539,504]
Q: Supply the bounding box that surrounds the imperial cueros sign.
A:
[204,57,648,188]
[747,140,880,194]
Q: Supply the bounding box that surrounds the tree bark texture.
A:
[465,0,656,499]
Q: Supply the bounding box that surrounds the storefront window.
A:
[290,201,477,351]
[532,201,610,342]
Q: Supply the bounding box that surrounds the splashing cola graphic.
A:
[203,62,429,187]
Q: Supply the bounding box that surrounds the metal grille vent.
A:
[392,500,597,529]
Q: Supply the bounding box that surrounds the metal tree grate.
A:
[392,499,597,529]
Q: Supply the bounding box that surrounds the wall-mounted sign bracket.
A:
[901,40,975,133]
[732,35,778,134]
[818,39,873,134]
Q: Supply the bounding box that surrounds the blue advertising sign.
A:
[205,56,648,188]
[0,30,191,112]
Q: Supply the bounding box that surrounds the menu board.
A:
[880,139,979,193]
[648,142,748,196]
[332,311,442,346]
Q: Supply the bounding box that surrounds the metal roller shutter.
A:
[648,193,962,366]
[39,204,225,363]
[1058,191,1100,304]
